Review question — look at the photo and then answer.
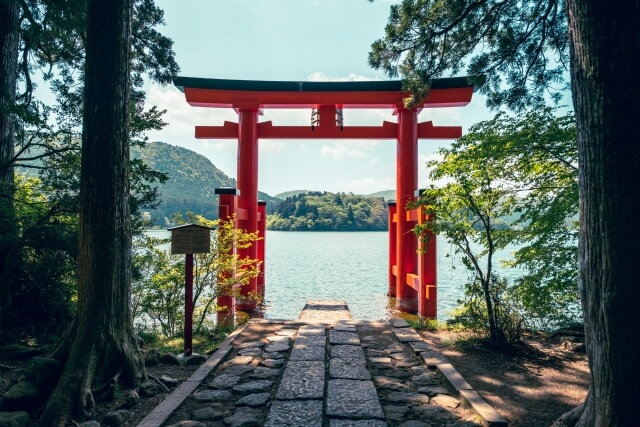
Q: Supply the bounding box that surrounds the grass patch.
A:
[140,323,238,355]
[407,317,444,332]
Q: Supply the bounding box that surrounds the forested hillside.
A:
[267,191,388,231]
[131,142,280,225]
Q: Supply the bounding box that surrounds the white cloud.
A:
[259,140,287,154]
[307,72,382,82]
[320,143,368,160]
[144,83,238,144]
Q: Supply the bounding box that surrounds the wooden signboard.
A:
[168,224,212,254]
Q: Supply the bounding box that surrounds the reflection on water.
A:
[144,229,522,322]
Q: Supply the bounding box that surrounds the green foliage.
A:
[414,107,578,343]
[369,0,569,111]
[132,213,261,338]
[267,191,388,231]
[1,174,77,336]
[446,275,524,345]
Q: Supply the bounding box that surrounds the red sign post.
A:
[168,224,212,356]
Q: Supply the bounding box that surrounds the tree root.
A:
[147,374,170,393]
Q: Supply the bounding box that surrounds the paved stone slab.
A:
[192,406,224,420]
[264,400,323,427]
[265,342,290,352]
[298,325,326,336]
[431,394,461,408]
[392,328,423,342]
[331,345,365,360]
[223,407,263,426]
[369,356,392,366]
[385,343,406,353]
[326,379,384,420]
[333,324,357,332]
[266,335,290,343]
[438,363,473,391]
[275,329,297,337]
[207,374,240,390]
[250,367,280,379]
[237,348,262,357]
[408,341,430,354]
[412,405,461,421]
[276,361,325,400]
[298,300,351,322]
[417,385,451,396]
[420,351,447,368]
[263,351,284,360]
[330,358,371,380]
[373,376,411,392]
[219,365,254,376]
[459,389,508,427]
[192,389,232,402]
[260,358,284,368]
[218,355,254,371]
[330,420,387,427]
[294,336,326,347]
[329,330,360,345]
[391,318,411,328]
[394,356,422,368]
[289,345,326,361]
[412,372,441,386]
[232,379,273,393]
[236,392,271,407]
[385,391,430,405]
[239,340,264,348]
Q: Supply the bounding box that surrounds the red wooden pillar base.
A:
[257,200,266,298]
[215,188,238,325]
[387,201,397,297]
[418,200,437,319]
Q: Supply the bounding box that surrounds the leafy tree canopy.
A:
[368,0,569,110]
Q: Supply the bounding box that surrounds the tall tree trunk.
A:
[40,0,144,424]
[556,1,640,425]
[0,0,19,324]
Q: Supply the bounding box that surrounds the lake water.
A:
[146,229,522,322]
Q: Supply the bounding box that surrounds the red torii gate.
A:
[173,77,476,317]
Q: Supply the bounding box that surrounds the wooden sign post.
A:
[168,224,212,356]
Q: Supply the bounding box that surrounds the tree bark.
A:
[557,0,640,425]
[39,0,144,424]
[0,0,19,324]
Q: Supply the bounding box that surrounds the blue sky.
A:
[145,0,494,196]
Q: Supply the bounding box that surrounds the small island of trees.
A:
[266,191,388,231]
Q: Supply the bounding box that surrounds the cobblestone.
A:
[142,302,503,427]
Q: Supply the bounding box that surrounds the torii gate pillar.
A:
[396,108,419,312]
[236,109,259,310]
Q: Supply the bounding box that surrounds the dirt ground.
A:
[0,326,590,427]
[418,329,590,427]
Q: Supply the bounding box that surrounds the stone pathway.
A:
[138,301,508,427]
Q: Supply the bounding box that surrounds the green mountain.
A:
[131,141,280,226]
[267,191,388,231]
[365,189,395,200]
[273,190,310,200]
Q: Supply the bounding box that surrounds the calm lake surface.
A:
[145,229,522,322]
